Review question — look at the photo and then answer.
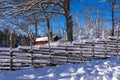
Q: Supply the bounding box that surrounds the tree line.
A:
[0,0,120,47]
[0,28,30,47]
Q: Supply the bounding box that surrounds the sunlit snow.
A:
[0,57,120,80]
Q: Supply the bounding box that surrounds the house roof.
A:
[35,37,48,42]
[35,36,59,42]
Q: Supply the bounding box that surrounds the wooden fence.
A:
[0,38,120,70]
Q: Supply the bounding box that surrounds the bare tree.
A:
[0,0,74,42]
[101,0,120,36]
[8,16,35,45]
[27,14,39,38]
[111,0,116,36]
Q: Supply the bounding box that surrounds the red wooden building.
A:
[34,36,60,45]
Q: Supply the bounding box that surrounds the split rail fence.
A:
[0,38,120,70]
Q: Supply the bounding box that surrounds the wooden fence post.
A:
[104,41,107,58]
[79,43,83,62]
[49,47,52,64]
[118,38,120,56]
[10,50,13,70]
[116,38,118,56]
[65,45,68,63]
[91,41,95,60]
[31,50,34,66]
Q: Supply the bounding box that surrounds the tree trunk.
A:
[35,22,38,38]
[66,15,73,42]
[111,0,115,36]
[96,13,100,38]
[9,32,13,49]
[46,18,52,42]
[65,0,73,42]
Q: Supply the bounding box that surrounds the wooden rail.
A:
[0,38,120,70]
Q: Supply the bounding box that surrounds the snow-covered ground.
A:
[0,57,120,80]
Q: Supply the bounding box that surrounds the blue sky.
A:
[0,0,118,38]
[70,0,112,28]
[38,0,113,36]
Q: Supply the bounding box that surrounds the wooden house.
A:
[34,36,60,45]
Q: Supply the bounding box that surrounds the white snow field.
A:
[0,57,120,80]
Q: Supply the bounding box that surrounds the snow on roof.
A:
[35,36,59,42]
[35,37,48,42]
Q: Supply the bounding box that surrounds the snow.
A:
[0,47,18,51]
[17,45,40,50]
[1,35,120,80]
[35,36,58,42]
[35,37,48,42]
[0,57,120,80]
